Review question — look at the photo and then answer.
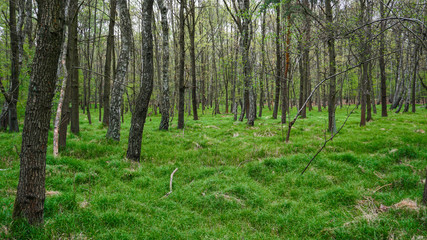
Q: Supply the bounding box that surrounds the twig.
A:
[286,50,398,143]
[373,183,392,193]
[301,105,357,175]
[163,168,178,198]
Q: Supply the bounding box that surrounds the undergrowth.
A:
[0,105,426,239]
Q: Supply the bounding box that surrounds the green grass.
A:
[1,105,426,239]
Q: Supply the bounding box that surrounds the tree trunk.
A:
[126,0,154,161]
[281,14,291,124]
[106,0,133,141]
[259,11,265,118]
[103,0,117,126]
[70,0,80,134]
[7,0,20,132]
[54,7,70,156]
[326,0,336,133]
[379,1,387,117]
[411,44,420,113]
[158,0,170,130]
[177,0,186,129]
[13,0,65,225]
[188,0,198,120]
[272,5,281,120]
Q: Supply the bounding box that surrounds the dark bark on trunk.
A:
[177,0,186,129]
[106,0,133,141]
[379,1,387,117]
[411,44,419,113]
[259,11,265,118]
[70,0,80,134]
[13,0,64,225]
[188,0,198,120]
[272,5,281,120]
[126,0,154,161]
[158,0,170,130]
[316,47,322,112]
[7,0,20,132]
[103,0,117,126]
[326,0,336,132]
[281,14,291,124]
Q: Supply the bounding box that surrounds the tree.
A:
[126,0,155,161]
[158,0,170,130]
[379,0,387,117]
[13,0,65,225]
[70,0,80,134]
[188,0,198,120]
[325,0,336,133]
[0,0,21,132]
[103,0,117,126]
[272,4,281,120]
[106,0,133,141]
[224,0,256,126]
[177,0,186,129]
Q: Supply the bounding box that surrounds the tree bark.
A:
[126,0,154,161]
[281,14,291,124]
[13,0,64,225]
[177,0,186,129]
[259,11,266,118]
[106,0,133,141]
[70,0,80,134]
[188,0,198,120]
[103,0,117,126]
[379,1,387,117]
[7,0,20,132]
[326,0,336,132]
[272,5,281,120]
[158,0,170,130]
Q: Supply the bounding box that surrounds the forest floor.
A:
[0,105,426,239]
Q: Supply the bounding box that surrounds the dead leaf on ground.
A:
[415,129,425,134]
[79,200,89,208]
[46,190,61,196]
[392,199,419,212]
[389,149,398,154]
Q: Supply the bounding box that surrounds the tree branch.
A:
[301,105,357,175]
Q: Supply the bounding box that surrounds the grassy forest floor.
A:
[0,105,426,239]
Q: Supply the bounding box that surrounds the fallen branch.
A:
[163,168,178,198]
[301,106,357,175]
[373,183,392,193]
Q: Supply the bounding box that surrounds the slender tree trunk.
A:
[379,1,387,117]
[126,0,154,161]
[177,0,186,129]
[326,0,336,132]
[272,5,281,119]
[7,0,20,132]
[411,44,419,113]
[13,0,64,225]
[158,0,170,130]
[316,47,322,112]
[259,11,266,118]
[70,0,80,134]
[54,5,71,156]
[106,0,133,141]
[188,0,198,120]
[281,14,291,124]
[103,0,117,126]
